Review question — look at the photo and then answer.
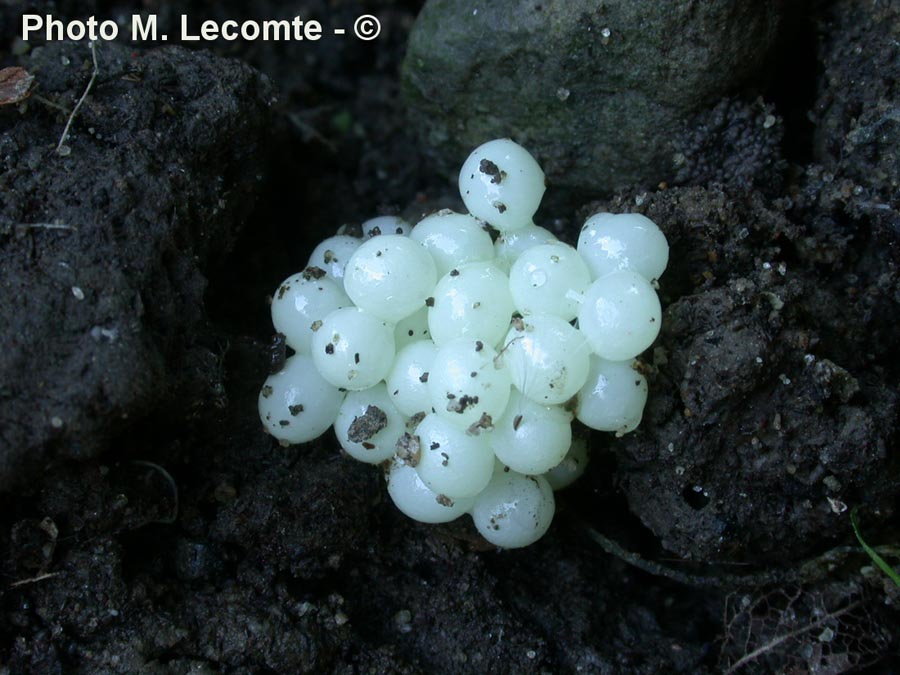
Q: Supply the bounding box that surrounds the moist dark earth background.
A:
[0,0,898,673]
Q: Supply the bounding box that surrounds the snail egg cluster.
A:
[259,139,668,548]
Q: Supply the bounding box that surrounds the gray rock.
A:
[403,0,782,196]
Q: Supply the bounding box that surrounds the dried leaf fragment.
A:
[0,67,35,105]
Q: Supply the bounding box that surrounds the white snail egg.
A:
[508,242,591,320]
[428,262,514,348]
[575,357,648,435]
[414,413,495,499]
[311,307,395,390]
[501,314,590,405]
[258,354,345,444]
[343,234,437,323]
[409,210,495,278]
[270,269,351,353]
[333,383,407,464]
[544,434,590,491]
[577,212,669,282]
[362,215,411,238]
[577,270,661,361]
[493,222,558,273]
[386,340,438,417]
[308,235,362,282]
[427,337,512,431]
[489,390,573,475]
[386,457,475,523]
[471,466,555,548]
[458,138,545,232]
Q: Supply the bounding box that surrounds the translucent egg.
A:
[577,212,669,282]
[343,234,437,323]
[428,262,514,347]
[308,235,362,282]
[427,337,512,431]
[500,314,590,405]
[362,215,411,238]
[258,354,345,444]
[393,306,431,349]
[493,223,558,273]
[311,307,395,390]
[270,269,351,353]
[489,390,573,475]
[333,383,407,464]
[386,340,438,417]
[576,357,648,434]
[386,458,476,523]
[414,413,495,498]
[471,466,555,548]
[458,139,546,232]
[544,434,590,491]
[508,242,591,320]
[577,271,661,361]
[409,210,495,278]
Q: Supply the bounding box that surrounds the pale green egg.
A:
[414,413,495,499]
[576,357,648,434]
[270,270,351,353]
[471,465,555,548]
[333,383,407,464]
[458,139,545,232]
[258,354,345,445]
[308,234,362,282]
[410,209,495,278]
[578,271,661,361]
[343,234,437,323]
[489,390,573,475]
[428,262,514,347]
[386,340,438,417]
[311,307,395,390]
[386,457,476,523]
[509,242,591,320]
[501,314,590,405]
[427,337,512,431]
[578,212,669,282]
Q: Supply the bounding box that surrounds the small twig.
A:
[287,111,338,153]
[9,571,62,589]
[581,520,893,590]
[32,94,71,115]
[55,41,99,155]
[584,524,730,587]
[0,218,77,236]
[660,557,754,566]
[857,201,892,212]
[16,222,76,231]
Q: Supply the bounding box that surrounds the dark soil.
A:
[1,1,898,674]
